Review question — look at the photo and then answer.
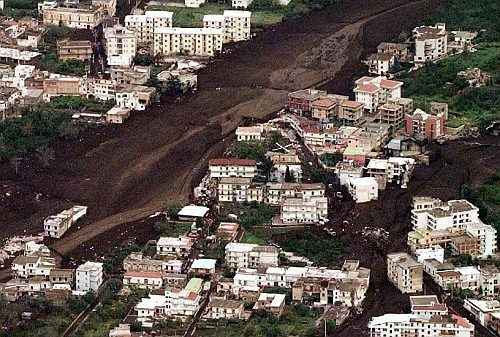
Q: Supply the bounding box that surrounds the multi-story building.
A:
[123,252,181,273]
[266,182,325,205]
[413,23,448,64]
[235,125,263,141]
[185,0,205,7]
[387,252,423,293]
[203,10,251,43]
[11,255,55,278]
[225,243,279,270]
[479,265,500,297]
[157,236,193,258]
[208,158,257,179]
[280,196,328,224]
[165,277,203,318]
[311,97,337,122]
[253,293,286,317]
[338,100,364,125]
[43,6,103,29]
[43,206,88,239]
[153,27,224,57]
[286,89,326,115]
[104,25,137,67]
[368,312,474,337]
[217,177,264,203]
[378,102,404,126]
[204,298,245,320]
[110,65,151,85]
[123,271,163,290]
[409,295,448,318]
[269,151,302,182]
[464,299,500,330]
[76,261,103,292]
[405,108,446,140]
[87,78,115,101]
[43,74,86,102]
[377,42,410,62]
[57,40,93,61]
[365,53,395,75]
[354,76,403,113]
[346,177,378,203]
[115,85,156,111]
[49,268,75,286]
[125,11,173,46]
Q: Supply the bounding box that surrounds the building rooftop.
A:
[191,259,216,270]
[209,158,256,166]
[177,205,209,218]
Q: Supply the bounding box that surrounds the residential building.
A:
[280,196,328,224]
[225,243,279,270]
[125,11,173,46]
[414,246,445,263]
[110,65,151,85]
[217,177,264,203]
[479,265,500,297]
[106,106,131,124]
[38,0,58,14]
[346,177,378,203]
[354,76,403,112]
[49,268,75,286]
[253,293,286,317]
[11,255,55,278]
[464,299,500,328]
[153,27,224,57]
[365,53,395,75]
[43,6,103,29]
[215,222,240,242]
[333,161,363,186]
[115,85,156,111]
[123,252,176,273]
[57,40,93,61]
[413,23,448,63]
[88,78,116,101]
[203,10,251,43]
[190,259,217,276]
[235,125,263,141]
[43,206,88,239]
[157,69,198,92]
[157,236,193,257]
[269,151,302,182]
[311,97,337,122]
[164,277,203,318]
[266,182,325,205]
[368,312,474,337]
[456,266,481,291]
[387,252,423,293]
[377,42,410,62]
[286,89,326,115]
[338,100,364,125]
[208,158,257,179]
[43,74,86,102]
[405,108,446,140]
[204,298,245,320]
[76,261,103,292]
[123,271,163,289]
[104,25,137,67]
[409,295,448,318]
[450,234,481,256]
[319,277,369,307]
[378,103,404,127]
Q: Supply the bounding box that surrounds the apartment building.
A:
[311,97,337,121]
[413,23,448,64]
[153,27,224,57]
[57,40,93,61]
[286,89,326,115]
[87,78,115,101]
[280,196,328,224]
[204,298,245,320]
[354,76,403,112]
[378,103,404,126]
[365,53,395,75]
[209,158,257,179]
[269,151,302,182]
[377,42,410,62]
[405,108,446,140]
[387,252,423,293]
[266,182,325,205]
[338,100,364,125]
[76,261,103,292]
[189,258,217,276]
[11,255,55,278]
[217,177,264,203]
[157,236,193,257]
[123,271,163,290]
[104,25,137,67]
[410,295,448,318]
[49,268,74,286]
[254,293,286,317]
[414,246,445,263]
[43,6,103,29]
[368,312,474,337]
[123,252,180,273]
[43,205,88,239]
[346,177,378,203]
[125,11,173,46]
[464,299,500,335]
[235,125,263,141]
[203,10,251,44]
[479,265,500,297]
[115,85,156,111]
[215,222,240,242]
[225,242,279,270]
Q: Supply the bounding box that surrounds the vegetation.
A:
[319,152,343,167]
[40,53,87,76]
[1,0,38,18]
[239,202,275,229]
[153,220,192,237]
[198,304,321,337]
[43,26,73,49]
[278,231,344,265]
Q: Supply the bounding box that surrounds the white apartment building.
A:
[266,182,325,205]
[208,158,257,179]
[11,255,55,278]
[466,221,497,258]
[479,265,500,297]
[76,261,103,292]
[280,196,328,224]
[217,177,264,203]
[235,125,263,141]
[409,295,448,319]
[123,271,163,290]
[231,0,252,8]
[125,11,173,46]
[269,152,302,183]
[414,245,444,263]
[346,177,378,203]
[463,299,500,327]
[165,277,203,318]
[368,312,474,337]
[354,76,403,112]
[43,205,88,239]
[153,27,224,57]
[115,85,156,111]
[225,243,279,270]
[203,10,251,43]
[104,25,137,67]
[456,266,481,291]
[157,236,193,257]
[387,252,423,293]
[413,23,448,64]
[87,78,116,101]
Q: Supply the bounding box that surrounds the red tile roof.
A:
[356,83,379,93]
[380,79,402,89]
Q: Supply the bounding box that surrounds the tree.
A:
[284,166,294,183]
